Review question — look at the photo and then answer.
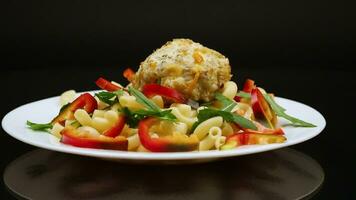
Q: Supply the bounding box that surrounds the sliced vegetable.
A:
[123,68,135,82]
[251,88,277,129]
[27,121,53,132]
[95,90,123,106]
[215,93,237,112]
[122,107,176,128]
[192,108,257,131]
[138,117,199,152]
[95,77,121,92]
[142,84,186,103]
[243,122,284,135]
[234,91,251,102]
[221,132,286,150]
[51,93,97,125]
[129,86,161,111]
[102,115,126,137]
[242,79,255,93]
[61,126,128,150]
[263,94,316,127]
[123,87,177,127]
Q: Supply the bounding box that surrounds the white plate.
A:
[1,92,326,164]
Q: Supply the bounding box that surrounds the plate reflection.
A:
[4,148,324,200]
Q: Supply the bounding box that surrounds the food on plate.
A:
[27,39,316,152]
[132,39,231,102]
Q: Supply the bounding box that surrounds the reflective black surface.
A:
[4,148,323,200]
[1,67,355,199]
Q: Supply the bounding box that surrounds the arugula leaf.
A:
[215,93,237,112]
[134,109,176,121]
[192,108,257,131]
[128,87,161,112]
[236,91,251,98]
[121,107,146,128]
[95,90,123,106]
[27,121,52,132]
[95,91,118,105]
[113,90,124,97]
[122,108,176,128]
[263,94,316,127]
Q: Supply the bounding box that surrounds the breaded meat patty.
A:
[132,39,232,101]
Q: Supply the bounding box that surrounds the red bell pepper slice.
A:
[102,115,126,137]
[95,77,121,92]
[61,126,128,150]
[243,124,284,135]
[51,93,97,125]
[138,117,198,152]
[233,96,241,102]
[242,79,256,93]
[222,132,286,149]
[123,68,135,82]
[251,88,277,129]
[142,84,186,103]
[233,79,255,102]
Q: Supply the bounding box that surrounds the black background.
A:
[1,1,355,199]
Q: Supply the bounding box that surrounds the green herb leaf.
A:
[122,108,176,128]
[113,90,124,97]
[263,94,316,127]
[215,93,237,112]
[95,91,122,106]
[27,121,52,132]
[134,109,176,122]
[236,91,251,98]
[121,107,145,128]
[128,86,161,111]
[192,108,257,131]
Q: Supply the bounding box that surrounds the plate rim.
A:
[1,93,326,160]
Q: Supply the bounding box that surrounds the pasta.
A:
[91,117,111,133]
[60,90,76,106]
[222,81,238,99]
[192,116,223,140]
[215,135,226,150]
[221,121,234,136]
[50,123,64,138]
[150,95,164,108]
[74,109,92,126]
[104,110,119,124]
[171,105,198,129]
[199,126,222,151]
[119,95,145,110]
[127,133,140,151]
[232,103,254,120]
[29,76,303,153]
[29,65,313,153]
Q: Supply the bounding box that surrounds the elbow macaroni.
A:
[127,133,140,151]
[119,95,145,110]
[192,116,223,140]
[199,126,222,151]
[171,106,197,129]
[222,81,238,99]
[60,90,76,106]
